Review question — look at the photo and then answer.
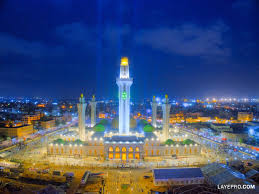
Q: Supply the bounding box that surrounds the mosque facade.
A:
[47,57,201,161]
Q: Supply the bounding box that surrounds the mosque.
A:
[47,57,201,161]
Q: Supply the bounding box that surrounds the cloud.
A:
[0,21,231,64]
[0,33,64,58]
[56,22,96,46]
[232,0,254,10]
[135,21,231,58]
[56,22,130,47]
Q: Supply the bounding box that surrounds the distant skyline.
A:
[0,0,258,99]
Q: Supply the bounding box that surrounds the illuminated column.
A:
[77,94,86,141]
[116,57,133,135]
[90,95,97,127]
[162,94,171,141]
[151,96,157,128]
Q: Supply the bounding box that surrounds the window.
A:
[115,147,120,152]
[129,147,133,152]
[128,153,133,159]
[115,153,120,159]
[109,153,113,159]
[156,150,159,155]
[109,147,113,152]
[122,147,127,152]
[135,147,140,152]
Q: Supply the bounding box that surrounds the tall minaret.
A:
[77,94,86,141]
[90,95,97,127]
[151,96,157,128]
[116,57,133,135]
[162,94,171,141]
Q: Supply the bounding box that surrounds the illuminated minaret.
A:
[116,57,133,135]
[90,95,97,127]
[77,94,86,141]
[162,94,171,141]
[151,96,157,128]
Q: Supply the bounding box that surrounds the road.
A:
[0,119,77,155]
[181,127,256,160]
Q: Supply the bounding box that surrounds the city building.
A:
[238,112,253,122]
[153,168,204,186]
[221,131,248,143]
[210,123,233,132]
[40,119,55,129]
[22,112,44,125]
[0,125,34,138]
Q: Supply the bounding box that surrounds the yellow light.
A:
[165,94,168,99]
[121,57,128,66]
[80,93,83,98]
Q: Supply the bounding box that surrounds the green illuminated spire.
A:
[122,91,127,100]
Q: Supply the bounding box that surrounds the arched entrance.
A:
[115,147,120,159]
[122,147,127,160]
[128,147,134,159]
[109,147,113,159]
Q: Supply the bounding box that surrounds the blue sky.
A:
[0,0,258,99]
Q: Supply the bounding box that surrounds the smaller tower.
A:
[162,94,171,141]
[90,95,97,127]
[151,96,158,128]
[77,94,86,141]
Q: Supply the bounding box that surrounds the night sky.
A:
[0,0,258,100]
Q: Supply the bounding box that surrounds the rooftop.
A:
[105,135,145,143]
[153,168,204,180]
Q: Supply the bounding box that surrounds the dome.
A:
[181,139,195,145]
[143,124,154,132]
[164,139,175,145]
[53,138,65,144]
[94,124,105,132]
